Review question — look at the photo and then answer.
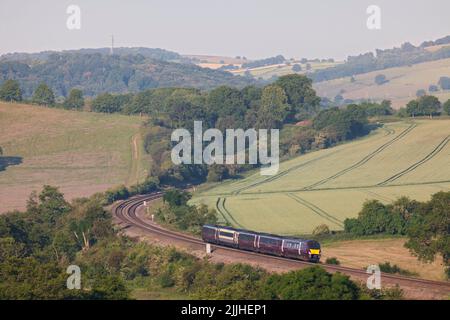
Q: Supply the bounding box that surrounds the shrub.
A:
[378,262,416,276]
[374,74,388,85]
[312,224,330,236]
[325,257,340,265]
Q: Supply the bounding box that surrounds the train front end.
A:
[307,240,321,262]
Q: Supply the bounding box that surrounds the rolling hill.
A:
[192,119,450,235]
[0,51,257,98]
[314,58,450,108]
[0,102,150,213]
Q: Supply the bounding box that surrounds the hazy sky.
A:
[1,0,449,60]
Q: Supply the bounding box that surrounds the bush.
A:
[377,262,416,276]
[0,80,22,102]
[428,84,439,92]
[325,257,340,265]
[438,76,450,90]
[416,89,426,97]
[312,224,330,236]
[374,74,388,85]
[260,266,360,300]
[444,99,450,115]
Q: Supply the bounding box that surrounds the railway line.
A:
[112,192,450,299]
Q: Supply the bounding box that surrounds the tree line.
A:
[343,191,450,278]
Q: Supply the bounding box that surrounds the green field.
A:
[314,58,450,108]
[0,102,150,213]
[232,61,341,80]
[192,119,450,235]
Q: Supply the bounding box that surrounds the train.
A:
[201,224,321,262]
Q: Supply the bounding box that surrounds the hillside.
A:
[0,102,149,213]
[314,58,450,108]
[192,119,450,235]
[0,52,256,98]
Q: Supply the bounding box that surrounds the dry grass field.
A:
[0,102,150,213]
[192,119,450,235]
[322,238,446,281]
[314,58,450,108]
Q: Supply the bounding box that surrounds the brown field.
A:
[322,238,446,281]
[0,102,149,213]
[314,58,450,108]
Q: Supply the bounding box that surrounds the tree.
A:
[207,86,246,127]
[0,80,22,102]
[32,82,55,106]
[418,95,440,117]
[405,191,450,277]
[438,76,450,90]
[256,85,289,129]
[444,99,450,115]
[374,74,388,85]
[406,100,420,117]
[428,84,439,92]
[64,89,84,109]
[261,266,360,300]
[275,74,320,120]
[292,64,302,72]
[416,89,426,97]
[163,189,191,207]
[91,93,124,113]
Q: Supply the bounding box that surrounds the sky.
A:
[1,0,449,60]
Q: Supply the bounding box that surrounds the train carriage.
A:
[201,225,321,262]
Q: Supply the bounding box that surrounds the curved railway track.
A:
[112,193,450,299]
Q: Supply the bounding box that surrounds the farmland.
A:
[314,57,450,108]
[0,102,150,213]
[192,119,450,235]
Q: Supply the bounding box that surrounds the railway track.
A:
[112,193,450,299]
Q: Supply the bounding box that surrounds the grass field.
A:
[0,102,150,213]
[192,119,450,235]
[231,61,341,80]
[322,238,446,281]
[314,58,450,108]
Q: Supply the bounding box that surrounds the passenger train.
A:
[201,225,321,262]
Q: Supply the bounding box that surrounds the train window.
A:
[307,240,321,249]
[260,237,280,245]
[284,241,300,249]
[219,231,234,238]
[239,233,255,241]
[203,227,215,234]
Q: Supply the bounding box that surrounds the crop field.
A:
[314,58,450,108]
[231,61,341,80]
[192,119,450,235]
[0,102,150,213]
